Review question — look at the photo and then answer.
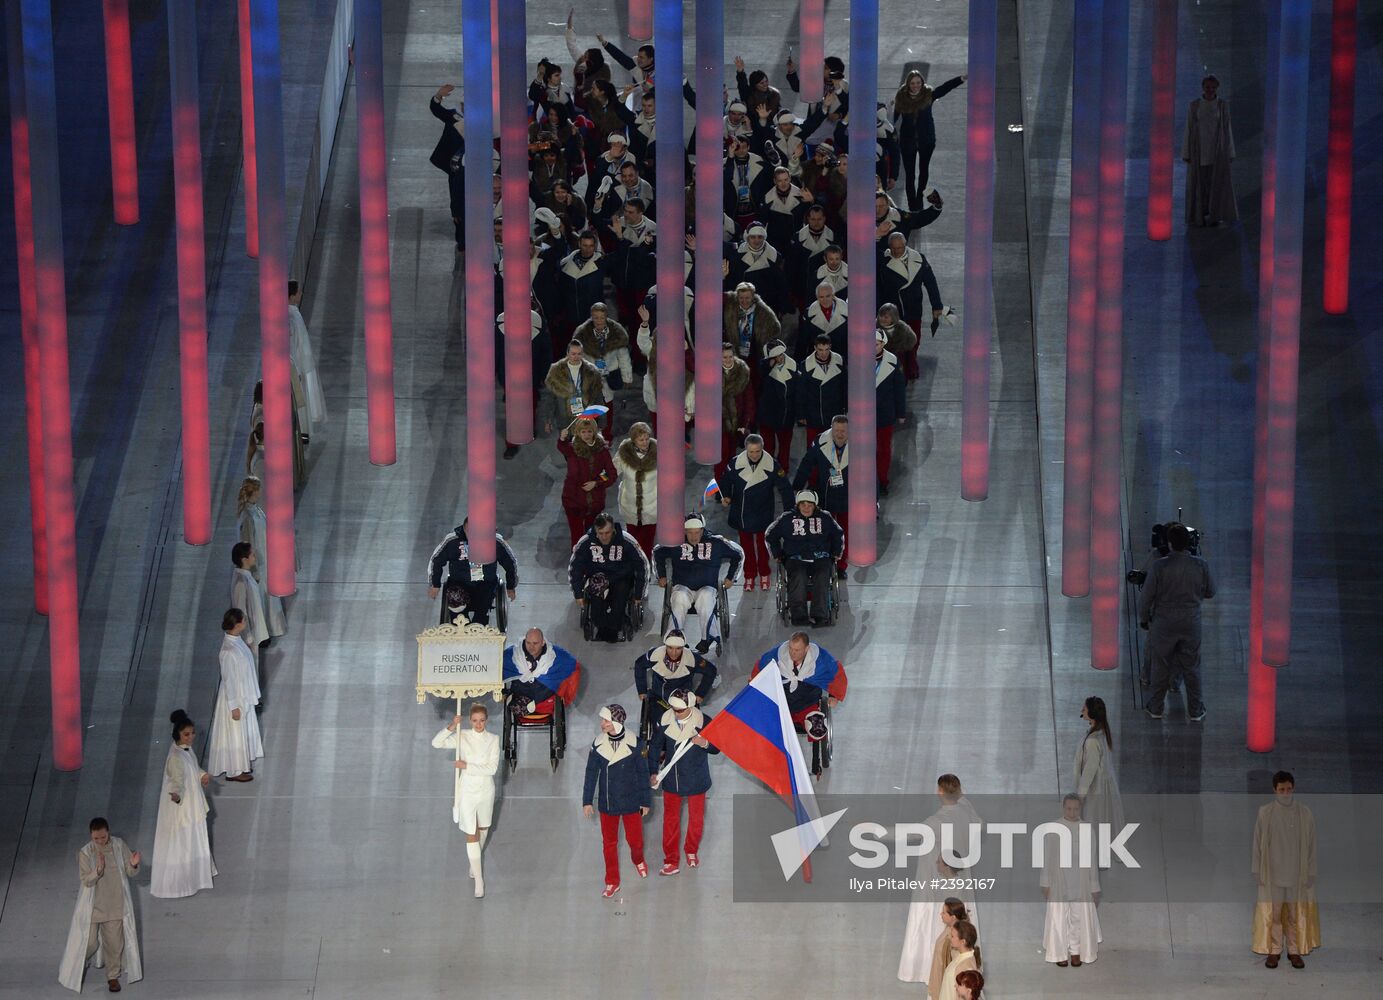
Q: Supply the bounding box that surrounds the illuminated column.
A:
[498,1,532,445]
[629,0,652,42]
[798,0,824,103]
[1322,0,1355,314]
[846,0,878,567]
[19,0,83,768]
[1089,0,1128,670]
[249,0,297,595]
[462,0,497,563]
[1145,0,1176,241]
[1248,2,1280,752]
[166,0,212,545]
[1258,0,1311,668]
[237,0,258,258]
[4,0,47,614]
[354,0,398,465]
[961,0,996,501]
[1060,0,1102,598]
[654,0,686,544]
[101,0,138,224]
[692,0,723,465]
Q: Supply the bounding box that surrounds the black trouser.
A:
[1145,613,1205,715]
[786,557,833,623]
[589,576,635,641]
[900,141,936,210]
[439,579,498,625]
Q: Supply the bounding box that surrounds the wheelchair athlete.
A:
[750,631,847,720]
[766,490,844,626]
[653,513,744,654]
[502,628,580,715]
[570,513,650,642]
[634,630,718,707]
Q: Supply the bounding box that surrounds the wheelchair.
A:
[579,585,646,642]
[795,691,834,778]
[659,580,731,655]
[773,557,840,626]
[440,580,509,631]
[501,688,568,773]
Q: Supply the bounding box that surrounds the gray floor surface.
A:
[1,1,1380,997]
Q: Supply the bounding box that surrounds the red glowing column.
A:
[250,0,297,595]
[19,0,83,768]
[961,0,996,502]
[1323,0,1355,314]
[462,0,497,563]
[846,0,878,567]
[354,0,398,465]
[798,0,824,104]
[166,0,212,545]
[1061,0,1102,598]
[654,0,686,544]
[692,0,724,465]
[1145,0,1176,241]
[498,1,532,445]
[629,0,652,42]
[237,0,258,258]
[1258,0,1311,668]
[1089,0,1128,670]
[101,0,138,225]
[1248,1,1281,753]
[4,0,47,614]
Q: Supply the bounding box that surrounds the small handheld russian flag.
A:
[578,404,610,419]
[703,478,721,506]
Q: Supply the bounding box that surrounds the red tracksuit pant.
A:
[739,531,769,580]
[877,423,895,489]
[599,811,645,886]
[661,792,706,865]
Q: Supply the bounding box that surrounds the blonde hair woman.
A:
[612,421,658,556]
[236,477,286,636]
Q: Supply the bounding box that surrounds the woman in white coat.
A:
[236,477,286,636]
[1075,696,1124,840]
[151,710,217,898]
[432,702,501,898]
[612,421,659,558]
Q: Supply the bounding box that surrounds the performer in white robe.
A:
[899,775,983,983]
[1074,696,1124,849]
[432,702,501,898]
[151,710,217,898]
[59,818,142,993]
[1041,794,1102,965]
[288,281,327,427]
[236,477,286,636]
[207,610,264,780]
[230,542,270,655]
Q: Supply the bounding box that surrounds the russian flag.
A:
[502,644,582,705]
[699,666,826,876]
[578,404,610,419]
[703,478,721,505]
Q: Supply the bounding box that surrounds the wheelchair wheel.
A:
[580,600,594,641]
[820,696,834,770]
[827,570,840,625]
[495,586,509,632]
[502,699,518,772]
[555,699,566,761]
[639,697,653,754]
[659,582,672,636]
[774,562,789,624]
[716,586,731,646]
[549,710,559,772]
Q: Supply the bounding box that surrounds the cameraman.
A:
[1139,523,1215,722]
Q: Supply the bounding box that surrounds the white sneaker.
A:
[474,874,485,898]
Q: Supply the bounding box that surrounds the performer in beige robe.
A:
[237,477,286,636]
[59,819,142,993]
[898,776,982,983]
[1181,74,1237,226]
[1252,770,1320,967]
[936,920,980,1000]
[231,542,270,657]
[1041,795,1102,965]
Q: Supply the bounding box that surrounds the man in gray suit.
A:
[1139,523,1216,721]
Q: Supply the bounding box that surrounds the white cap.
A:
[667,691,692,711]
[745,223,767,238]
[795,490,819,505]
[765,342,788,359]
[607,132,627,145]
[663,631,688,649]
[728,100,748,113]
[777,109,796,124]
[683,513,706,530]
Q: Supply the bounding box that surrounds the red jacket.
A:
[558,436,618,515]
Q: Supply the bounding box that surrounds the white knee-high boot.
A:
[467,841,484,897]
